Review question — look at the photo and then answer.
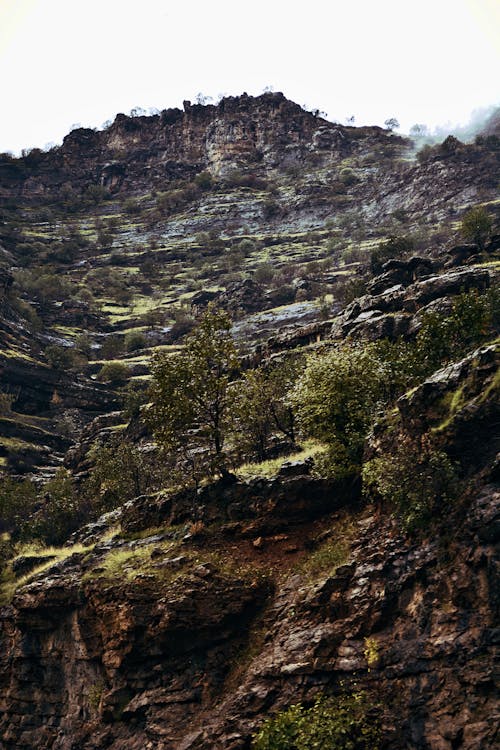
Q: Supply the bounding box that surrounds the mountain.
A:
[0,93,498,750]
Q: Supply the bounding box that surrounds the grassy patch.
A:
[298,516,355,580]
[84,539,188,583]
[236,440,325,480]
[0,543,92,605]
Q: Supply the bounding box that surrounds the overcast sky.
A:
[1,0,499,154]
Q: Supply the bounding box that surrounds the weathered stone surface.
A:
[1,478,497,749]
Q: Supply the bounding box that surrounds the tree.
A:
[291,344,389,476]
[85,436,164,514]
[460,206,492,251]
[149,306,239,476]
[409,123,429,139]
[97,361,129,385]
[233,357,302,461]
[384,117,400,131]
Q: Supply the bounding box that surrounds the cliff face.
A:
[0,346,498,750]
[0,481,497,750]
[0,93,355,199]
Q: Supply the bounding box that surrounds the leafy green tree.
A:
[363,436,459,532]
[291,344,389,476]
[27,469,85,546]
[233,358,302,461]
[415,290,493,375]
[0,477,37,535]
[45,344,77,370]
[97,361,129,385]
[124,331,147,352]
[149,306,239,476]
[233,369,273,461]
[85,437,165,514]
[460,206,492,250]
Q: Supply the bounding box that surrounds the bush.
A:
[120,382,148,420]
[97,362,129,385]
[363,437,459,532]
[45,344,77,370]
[123,197,141,215]
[0,478,38,535]
[85,437,164,514]
[370,235,414,274]
[291,344,389,476]
[99,335,124,359]
[262,198,279,220]
[253,692,381,750]
[27,470,86,546]
[194,171,213,190]
[415,289,495,376]
[124,331,147,352]
[0,390,14,415]
[254,263,275,284]
[460,206,492,250]
[339,167,359,186]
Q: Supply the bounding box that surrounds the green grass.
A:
[236,440,325,479]
[84,540,188,583]
[0,543,92,605]
[297,517,355,580]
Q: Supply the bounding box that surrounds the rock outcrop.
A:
[0,476,497,750]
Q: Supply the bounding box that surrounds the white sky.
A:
[0,0,499,154]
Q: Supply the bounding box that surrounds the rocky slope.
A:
[0,94,499,749]
[0,387,497,749]
[0,94,498,466]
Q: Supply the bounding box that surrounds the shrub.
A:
[370,235,414,274]
[362,437,459,532]
[26,470,86,546]
[123,197,141,215]
[262,198,279,220]
[254,263,275,284]
[85,184,108,205]
[291,344,389,477]
[415,290,495,376]
[460,206,492,250]
[0,390,14,415]
[85,437,164,514]
[232,361,300,462]
[120,382,148,420]
[0,478,38,535]
[149,306,239,477]
[194,171,213,190]
[253,692,381,750]
[124,331,147,352]
[45,344,77,370]
[99,335,124,359]
[339,167,359,186]
[97,362,129,385]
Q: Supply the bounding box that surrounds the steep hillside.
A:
[0,93,498,469]
[0,93,499,750]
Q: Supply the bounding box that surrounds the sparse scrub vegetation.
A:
[253,692,382,750]
[363,437,459,532]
